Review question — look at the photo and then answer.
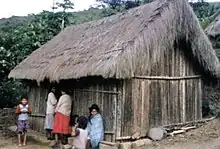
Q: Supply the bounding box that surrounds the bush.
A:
[203,82,220,118]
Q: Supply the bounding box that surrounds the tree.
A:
[97,0,152,10]
[56,0,74,30]
[0,10,73,108]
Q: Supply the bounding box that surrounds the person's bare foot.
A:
[18,144,22,147]
[23,143,26,146]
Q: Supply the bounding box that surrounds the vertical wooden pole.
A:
[116,88,122,141]
[198,78,202,120]
[140,80,145,136]
[112,85,117,142]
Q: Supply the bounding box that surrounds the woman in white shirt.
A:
[52,89,72,145]
[44,87,57,140]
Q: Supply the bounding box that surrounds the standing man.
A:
[45,87,57,140]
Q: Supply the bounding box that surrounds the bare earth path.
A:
[1,112,220,149]
[147,119,220,149]
[0,129,49,149]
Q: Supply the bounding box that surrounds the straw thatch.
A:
[206,10,220,38]
[9,0,220,83]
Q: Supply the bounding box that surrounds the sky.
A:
[0,0,219,19]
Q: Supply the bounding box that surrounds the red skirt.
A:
[52,112,71,134]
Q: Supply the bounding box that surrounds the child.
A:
[72,116,90,149]
[15,96,31,147]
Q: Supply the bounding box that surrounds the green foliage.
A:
[0,0,220,108]
[0,5,74,108]
[200,18,211,29]
[56,0,74,11]
[55,0,74,30]
[191,2,220,29]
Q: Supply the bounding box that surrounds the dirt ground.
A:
[147,119,220,149]
[1,116,220,149]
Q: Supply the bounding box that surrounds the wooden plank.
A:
[140,80,145,136]
[116,136,131,141]
[121,81,126,137]
[116,91,122,139]
[74,89,119,94]
[156,81,162,126]
[191,80,195,121]
[177,80,181,123]
[144,80,150,133]
[174,81,179,123]
[112,85,117,142]
[134,75,202,80]
[163,116,216,128]
[149,81,155,127]
[131,79,141,139]
[194,79,198,120]
[30,114,46,117]
[179,45,184,122]
[161,80,167,125]
[198,78,202,120]
[123,80,132,137]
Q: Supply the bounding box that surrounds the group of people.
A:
[15,87,104,149]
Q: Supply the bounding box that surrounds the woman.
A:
[87,104,104,149]
[44,87,57,140]
[53,89,72,145]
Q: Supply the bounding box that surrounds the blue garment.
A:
[87,114,104,149]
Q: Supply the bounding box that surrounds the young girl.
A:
[72,116,90,149]
[15,96,31,147]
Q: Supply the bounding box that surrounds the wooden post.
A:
[141,80,145,136]
[198,78,202,120]
[116,90,122,141]
[112,86,117,142]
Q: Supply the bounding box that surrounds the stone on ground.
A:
[119,142,132,149]
[100,141,118,149]
[148,127,166,141]
[143,138,152,145]
[131,139,145,149]
[8,126,17,132]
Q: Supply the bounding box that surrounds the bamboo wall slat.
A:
[130,78,202,139]
[129,45,203,139]
[28,84,49,133]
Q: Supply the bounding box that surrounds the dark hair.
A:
[50,86,56,91]
[77,116,88,129]
[89,104,100,113]
[61,88,72,95]
[21,96,28,100]
[88,104,100,124]
[70,114,79,126]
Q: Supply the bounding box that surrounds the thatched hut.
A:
[9,0,220,143]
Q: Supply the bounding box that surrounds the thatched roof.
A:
[206,10,220,38]
[9,0,220,83]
